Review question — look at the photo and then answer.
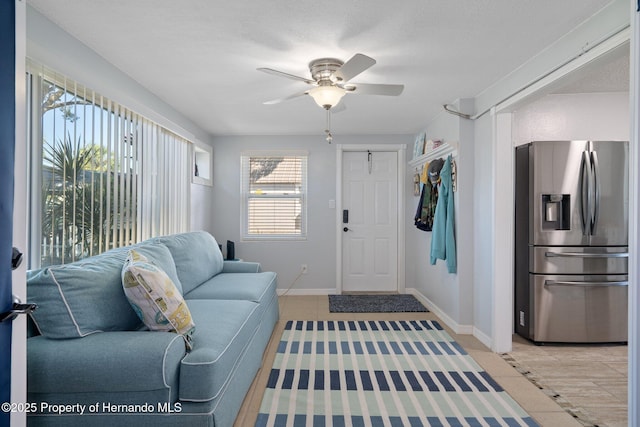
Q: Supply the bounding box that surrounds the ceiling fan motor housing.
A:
[309,58,344,83]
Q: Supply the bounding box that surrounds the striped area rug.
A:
[256,320,538,427]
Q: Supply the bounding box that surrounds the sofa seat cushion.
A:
[27,331,185,396]
[153,231,224,295]
[179,299,261,402]
[27,242,181,339]
[183,272,277,304]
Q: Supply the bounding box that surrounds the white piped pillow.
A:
[122,250,195,347]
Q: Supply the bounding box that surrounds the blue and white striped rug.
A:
[256,320,538,427]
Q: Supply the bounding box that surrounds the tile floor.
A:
[234,295,607,427]
[504,335,627,427]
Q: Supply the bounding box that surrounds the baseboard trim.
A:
[406,288,474,335]
[472,327,493,349]
[277,288,336,296]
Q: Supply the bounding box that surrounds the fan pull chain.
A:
[325,109,333,143]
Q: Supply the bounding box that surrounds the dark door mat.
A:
[328,294,428,313]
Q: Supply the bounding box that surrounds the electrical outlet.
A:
[301,264,308,274]
[519,311,525,327]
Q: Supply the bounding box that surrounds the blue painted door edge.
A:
[0,0,16,426]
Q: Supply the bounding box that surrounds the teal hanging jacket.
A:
[430,155,456,273]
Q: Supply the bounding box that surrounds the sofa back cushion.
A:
[152,231,224,294]
[27,242,181,339]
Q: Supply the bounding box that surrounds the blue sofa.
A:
[26,231,279,427]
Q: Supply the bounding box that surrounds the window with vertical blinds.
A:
[241,152,307,240]
[27,61,192,267]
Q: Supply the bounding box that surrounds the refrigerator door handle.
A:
[545,251,629,258]
[590,149,600,235]
[580,150,591,235]
[545,280,628,287]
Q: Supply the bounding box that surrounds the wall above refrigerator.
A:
[513,92,629,145]
[512,42,629,145]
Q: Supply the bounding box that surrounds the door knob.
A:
[0,295,37,324]
[12,247,23,270]
[343,227,350,232]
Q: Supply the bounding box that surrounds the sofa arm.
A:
[28,331,186,396]
[222,260,261,273]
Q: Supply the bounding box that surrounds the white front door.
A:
[342,151,398,292]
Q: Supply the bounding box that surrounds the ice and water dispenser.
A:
[541,194,570,230]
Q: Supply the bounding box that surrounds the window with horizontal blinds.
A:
[241,153,307,240]
[27,61,192,267]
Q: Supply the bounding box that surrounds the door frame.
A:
[629,4,639,425]
[11,1,27,426]
[335,144,406,294]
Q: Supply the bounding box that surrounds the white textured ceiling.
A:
[27,0,619,137]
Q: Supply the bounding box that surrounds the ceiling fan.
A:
[257,53,404,111]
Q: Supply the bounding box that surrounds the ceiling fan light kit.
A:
[258,53,404,141]
[309,85,346,110]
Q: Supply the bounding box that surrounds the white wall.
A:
[191,182,215,234]
[457,100,476,329]
[405,109,458,319]
[405,99,475,333]
[471,113,494,340]
[513,92,630,145]
[210,134,411,292]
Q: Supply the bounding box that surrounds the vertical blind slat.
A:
[88,88,95,257]
[60,76,67,264]
[99,95,106,254]
[105,99,112,252]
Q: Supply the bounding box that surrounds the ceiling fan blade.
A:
[263,90,309,105]
[346,83,404,96]
[333,53,376,82]
[257,67,315,85]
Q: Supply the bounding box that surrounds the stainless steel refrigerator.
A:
[514,140,628,343]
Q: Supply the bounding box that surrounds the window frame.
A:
[240,151,308,241]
